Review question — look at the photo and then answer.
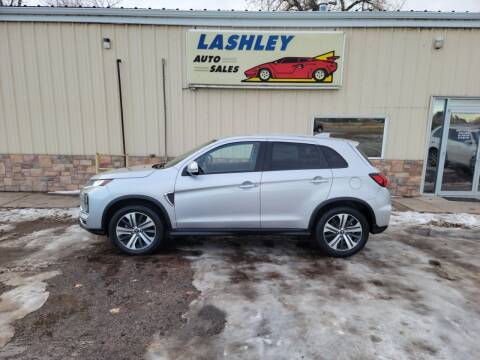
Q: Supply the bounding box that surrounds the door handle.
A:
[239,181,256,189]
[310,176,329,184]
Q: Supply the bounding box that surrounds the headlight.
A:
[87,179,113,187]
[82,192,89,213]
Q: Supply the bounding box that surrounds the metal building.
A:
[0,7,480,197]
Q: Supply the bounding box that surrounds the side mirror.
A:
[186,161,199,175]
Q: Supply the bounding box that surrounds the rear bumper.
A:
[367,188,391,229]
[371,225,388,234]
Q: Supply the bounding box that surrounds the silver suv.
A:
[79,136,391,257]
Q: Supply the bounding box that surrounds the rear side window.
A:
[268,142,328,171]
[319,145,348,168]
[356,147,373,165]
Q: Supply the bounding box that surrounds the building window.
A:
[313,117,386,158]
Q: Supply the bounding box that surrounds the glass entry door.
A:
[436,107,480,196]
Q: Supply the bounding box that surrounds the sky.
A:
[22,0,480,11]
[114,0,480,11]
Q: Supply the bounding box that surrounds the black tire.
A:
[428,148,438,167]
[258,68,271,81]
[469,156,476,174]
[312,68,328,82]
[108,205,165,255]
[314,207,369,258]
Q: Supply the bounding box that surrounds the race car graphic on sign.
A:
[242,51,339,83]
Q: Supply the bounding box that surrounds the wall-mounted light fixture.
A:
[103,37,111,49]
[433,36,444,50]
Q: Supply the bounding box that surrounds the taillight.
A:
[369,173,389,187]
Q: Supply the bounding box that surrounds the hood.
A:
[90,165,156,180]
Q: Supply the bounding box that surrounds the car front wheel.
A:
[258,68,271,81]
[108,205,164,255]
[314,207,369,257]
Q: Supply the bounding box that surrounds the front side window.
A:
[195,142,260,175]
[313,117,386,158]
[268,142,328,171]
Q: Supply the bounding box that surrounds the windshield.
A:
[160,140,217,169]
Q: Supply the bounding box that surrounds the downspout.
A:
[162,58,168,163]
[116,58,128,167]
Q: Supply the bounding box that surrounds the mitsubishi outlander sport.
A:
[79,136,391,258]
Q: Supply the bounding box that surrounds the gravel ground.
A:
[0,209,479,359]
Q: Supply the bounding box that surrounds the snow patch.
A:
[0,208,79,223]
[1,224,101,273]
[0,224,14,233]
[148,226,480,359]
[391,211,480,228]
[0,208,101,350]
[47,190,81,196]
[0,271,59,348]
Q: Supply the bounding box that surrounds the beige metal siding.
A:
[1,22,480,159]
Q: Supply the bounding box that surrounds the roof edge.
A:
[1,7,480,28]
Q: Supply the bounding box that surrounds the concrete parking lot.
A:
[0,206,479,359]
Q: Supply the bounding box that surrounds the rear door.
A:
[260,141,333,229]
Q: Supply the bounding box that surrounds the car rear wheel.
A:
[314,207,369,257]
[258,68,271,81]
[313,69,328,82]
[428,148,438,167]
[108,205,164,255]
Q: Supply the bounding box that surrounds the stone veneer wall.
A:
[0,154,423,196]
[370,159,424,197]
[0,154,163,192]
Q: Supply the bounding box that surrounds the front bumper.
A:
[79,216,106,235]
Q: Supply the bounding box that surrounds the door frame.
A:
[435,106,480,197]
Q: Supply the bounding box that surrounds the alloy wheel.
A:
[314,69,327,81]
[428,148,438,167]
[323,213,363,251]
[259,69,271,81]
[116,212,157,251]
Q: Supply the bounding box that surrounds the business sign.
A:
[186,29,345,88]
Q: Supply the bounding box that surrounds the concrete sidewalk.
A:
[0,192,479,214]
[0,192,79,208]
[392,195,480,215]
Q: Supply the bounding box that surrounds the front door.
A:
[174,141,263,228]
[436,107,480,196]
[274,57,300,76]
